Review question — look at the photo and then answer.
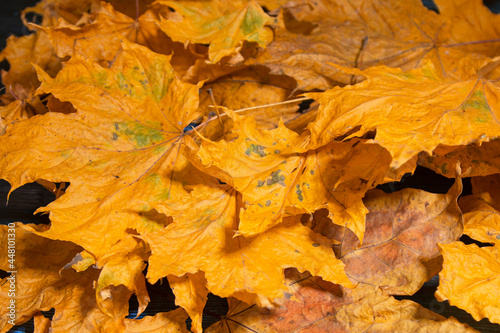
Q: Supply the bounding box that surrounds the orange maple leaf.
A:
[0,40,203,260]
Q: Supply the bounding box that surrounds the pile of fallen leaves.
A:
[1,0,500,331]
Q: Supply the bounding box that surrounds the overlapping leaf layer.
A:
[1,0,500,331]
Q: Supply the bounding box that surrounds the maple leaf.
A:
[94,234,150,318]
[206,269,478,332]
[0,224,131,332]
[436,242,500,324]
[306,62,500,169]
[434,0,500,58]
[33,2,176,64]
[460,193,500,246]
[436,173,500,324]
[123,308,189,333]
[21,0,98,28]
[196,105,419,241]
[0,31,60,97]
[252,0,500,91]
[333,176,463,295]
[142,189,352,306]
[156,0,274,63]
[418,140,500,178]
[197,67,301,139]
[196,107,409,241]
[143,186,354,308]
[167,272,208,333]
[0,30,61,132]
[35,2,139,63]
[0,40,203,260]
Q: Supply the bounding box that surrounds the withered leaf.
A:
[36,2,175,64]
[206,270,477,332]
[335,176,463,295]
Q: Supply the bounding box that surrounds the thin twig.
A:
[209,96,311,113]
[207,88,226,139]
[191,97,313,134]
[444,38,500,48]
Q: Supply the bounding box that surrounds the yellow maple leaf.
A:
[167,272,208,333]
[20,0,96,27]
[94,234,150,319]
[0,39,203,259]
[0,31,60,95]
[156,0,274,63]
[252,0,500,90]
[143,186,354,308]
[434,0,500,58]
[195,106,412,241]
[123,308,189,333]
[436,172,500,324]
[437,242,500,324]
[0,30,61,131]
[34,2,177,64]
[460,193,500,246]
[306,61,500,169]
[0,224,129,332]
[418,140,500,178]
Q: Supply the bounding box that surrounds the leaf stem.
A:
[135,0,139,22]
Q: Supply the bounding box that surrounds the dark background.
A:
[1,0,500,332]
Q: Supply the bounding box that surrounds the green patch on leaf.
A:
[148,60,174,102]
[266,169,286,187]
[463,91,490,111]
[462,91,492,123]
[245,143,266,157]
[92,70,110,89]
[116,72,133,96]
[116,121,165,147]
[241,4,266,43]
[146,174,171,200]
[296,185,303,202]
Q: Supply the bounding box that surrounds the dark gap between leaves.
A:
[376,165,454,194]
